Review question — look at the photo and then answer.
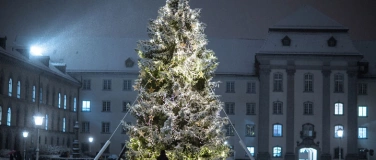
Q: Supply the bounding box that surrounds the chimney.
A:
[32,56,50,67]
[0,36,7,50]
[14,46,30,59]
[52,63,67,73]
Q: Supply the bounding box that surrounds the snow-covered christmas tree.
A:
[125,0,229,159]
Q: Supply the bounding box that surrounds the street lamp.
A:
[89,137,93,152]
[34,115,44,160]
[337,128,344,160]
[23,131,29,160]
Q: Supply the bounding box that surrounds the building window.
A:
[273,146,282,157]
[246,103,256,115]
[327,36,337,47]
[25,81,29,100]
[17,81,21,98]
[32,86,36,102]
[45,115,48,130]
[82,101,91,112]
[226,124,235,136]
[73,97,77,112]
[51,137,53,145]
[273,73,283,92]
[122,122,131,134]
[7,108,11,126]
[123,80,132,91]
[226,81,235,93]
[334,125,344,138]
[334,102,344,115]
[246,147,255,157]
[82,121,90,133]
[358,127,367,139]
[358,106,367,117]
[123,101,131,112]
[273,101,283,114]
[245,124,255,137]
[358,83,367,95]
[102,101,111,112]
[334,147,343,159]
[62,118,66,132]
[103,79,112,90]
[39,87,43,104]
[273,124,282,137]
[246,82,256,93]
[304,73,313,92]
[303,101,313,115]
[334,73,344,93]
[225,102,235,115]
[64,95,67,109]
[8,78,12,96]
[282,35,291,46]
[102,122,110,133]
[82,79,91,90]
[0,106,2,125]
[58,93,61,108]
[46,88,49,105]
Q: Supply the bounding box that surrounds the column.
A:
[257,65,271,160]
[321,69,331,160]
[346,69,358,160]
[285,67,295,160]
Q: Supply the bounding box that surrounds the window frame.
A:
[82,100,91,112]
[273,146,282,158]
[334,102,344,115]
[123,80,132,91]
[304,73,313,92]
[81,121,90,133]
[273,101,283,115]
[225,102,235,115]
[102,101,111,112]
[82,79,91,90]
[103,79,112,90]
[334,73,344,93]
[358,106,367,117]
[101,122,110,133]
[123,101,131,112]
[226,124,235,136]
[358,83,367,95]
[245,124,255,137]
[303,101,313,115]
[334,125,344,138]
[246,103,256,115]
[8,78,12,97]
[246,82,256,94]
[273,124,283,137]
[273,73,283,92]
[226,81,235,93]
[358,127,367,139]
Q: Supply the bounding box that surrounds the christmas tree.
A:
[125,0,229,159]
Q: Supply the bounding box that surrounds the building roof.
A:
[353,40,376,76]
[270,5,347,30]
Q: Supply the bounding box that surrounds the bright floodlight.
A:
[34,116,44,126]
[337,128,343,137]
[89,137,93,143]
[23,131,29,138]
[30,46,43,56]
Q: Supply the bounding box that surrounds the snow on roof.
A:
[271,5,347,30]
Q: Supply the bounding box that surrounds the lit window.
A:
[32,86,36,102]
[273,146,282,157]
[246,103,256,115]
[103,79,112,90]
[45,115,48,130]
[123,80,132,91]
[334,125,343,138]
[226,124,235,136]
[102,101,111,112]
[304,73,313,92]
[246,82,256,93]
[303,102,313,115]
[73,97,77,112]
[334,102,343,115]
[225,102,235,115]
[358,83,367,95]
[334,73,344,93]
[62,118,66,132]
[8,78,12,96]
[7,108,11,126]
[245,124,255,137]
[82,121,90,133]
[0,106,2,125]
[39,87,43,104]
[273,73,283,92]
[273,124,282,137]
[226,81,235,93]
[17,81,21,98]
[64,95,67,109]
[58,93,61,108]
[273,101,283,114]
[102,122,110,133]
[82,101,91,112]
[246,147,255,157]
[123,101,131,112]
[358,127,367,139]
[358,106,367,117]
[83,79,91,90]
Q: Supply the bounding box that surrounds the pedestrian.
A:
[156,150,168,160]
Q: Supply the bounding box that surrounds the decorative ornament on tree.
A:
[125,0,229,159]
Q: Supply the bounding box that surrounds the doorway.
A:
[298,148,317,160]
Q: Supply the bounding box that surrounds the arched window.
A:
[8,78,12,96]
[64,95,67,109]
[7,107,11,126]
[334,125,344,138]
[273,146,282,157]
[17,81,21,98]
[58,93,61,108]
[32,85,36,102]
[63,118,66,132]
[273,123,283,137]
[45,114,48,130]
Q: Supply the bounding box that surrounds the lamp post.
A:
[22,131,29,160]
[89,137,93,153]
[34,115,44,160]
[337,128,343,160]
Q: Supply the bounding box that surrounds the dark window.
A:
[273,101,283,114]
[102,101,111,112]
[282,36,291,46]
[123,80,132,91]
[273,73,283,92]
[226,81,235,93]
[102,122,110,133]
[103,79,112,90]
[334,73,344,93]
[358,83,367,95]
[303,102,313,115]
[246,82,256,93]
[246,103,256,115]
[123,101,131,112]
[225,102,235,115]
[327,36,337,47]
[83,79,91,90]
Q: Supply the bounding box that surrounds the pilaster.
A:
[346,69,358,159]
[285,67,295,160]
[321,69,331,155]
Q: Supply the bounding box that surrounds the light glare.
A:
[30,46,43,56]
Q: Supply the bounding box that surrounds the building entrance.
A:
[298,148,317,160]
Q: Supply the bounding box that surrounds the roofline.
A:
[269,28,349,33]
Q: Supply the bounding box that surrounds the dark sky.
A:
[1,0,376,41]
